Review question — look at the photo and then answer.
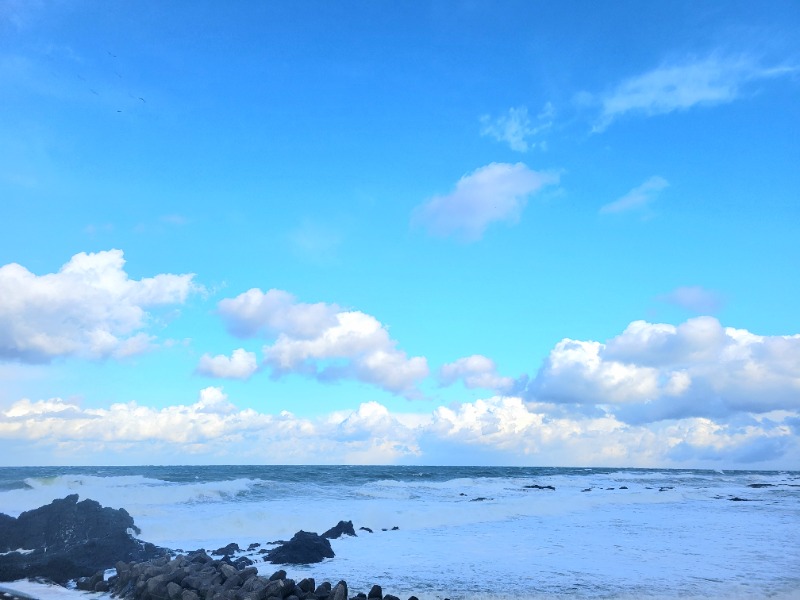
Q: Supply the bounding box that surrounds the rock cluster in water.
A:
[0,494,163,584]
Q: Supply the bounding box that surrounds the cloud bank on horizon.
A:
[1,1,798,468]
[0,250,798,468]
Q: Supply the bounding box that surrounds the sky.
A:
[1,0,799,468]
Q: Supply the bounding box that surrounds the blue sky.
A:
[1,1,799,467]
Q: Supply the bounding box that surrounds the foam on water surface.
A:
[0,467,798,599]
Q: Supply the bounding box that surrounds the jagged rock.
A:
[368,584,382,599]
[212,543,240,556]
[359,527,373,533]
[0,494,164,584]
[265,531,334,564]
[321,520,356,539]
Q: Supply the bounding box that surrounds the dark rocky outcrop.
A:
[523,484,555,491]
[265,531,334,564]
[0,495,164,584]
[321,520,356,540]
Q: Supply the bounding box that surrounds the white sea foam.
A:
[0,468,798,599]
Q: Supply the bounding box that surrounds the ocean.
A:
[0,466,798,600]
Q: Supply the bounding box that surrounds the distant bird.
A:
[107,51,117,57]
[138,97,146,103]
[89,88,99,95]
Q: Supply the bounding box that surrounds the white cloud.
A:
[2,390,794,468]
[600,176,668,214]
[196,348,258,380]
[480,104,554,152]
[593,54,797,131]
[412,162,560,241]
[0,250,199,363]
[439,354,514,393]
[529,317,800,422]
[216,289,429,397]
[658,285,723,314]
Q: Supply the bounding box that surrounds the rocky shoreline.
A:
[0,496,426,600]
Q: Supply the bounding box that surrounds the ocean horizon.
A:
[2,465,799,600]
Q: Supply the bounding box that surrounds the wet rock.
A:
[0,494,164,584]
[368,584,382,599]
[523,484,555,491]
[212,543,240,556]
[359,527,373,533]
[266,531,334,564]
[747,483,774,488]
[322,520,357,539]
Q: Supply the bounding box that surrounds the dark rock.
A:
[581,488,591,492]
[730,496,755,502]
[322,520,357,539]
[76,571,104,591]
[354,594,367,600]
[659,487,673,492]
[0,494,164,584]
[298,578,316,593]
[384,595,400,600]
[408,597,419,600]
[266,531,334,564]
[469,497,491,502]
[359,527,373,534]
[212,543,241,556]
[619,486,628,490]
[315,581,332,598]
[523,484,555,491]
[248,543,262,551]
[329,581,347,600]
[747,483,774,488]
[368,584,382,599]
[391,527,399,531]
[270,569,287,581]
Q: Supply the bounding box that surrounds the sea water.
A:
[0,466,798,599]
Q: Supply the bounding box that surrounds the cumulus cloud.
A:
[412,162,560,241]
[0,249,199,363]
[479,104,554,152]
[658,285,723,314]
[529,316,800,422]
[600,176,669,214]
[216,289,429,397]
[439,354,515,393]
[196,348,258,380]
[593,54,797,131]
[2,389,795,468]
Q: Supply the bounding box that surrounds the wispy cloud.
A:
[593,54,797,131]
[439,354,515,393]
[412,162,560,242]
[658,285,724,314]
[480,104,554,152]
[600,176,668,214]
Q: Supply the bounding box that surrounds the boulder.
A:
[0,494,164,584]
[321,520,356,539]
[265,531,334,564]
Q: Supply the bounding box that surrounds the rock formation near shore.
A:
[0,494,164,584]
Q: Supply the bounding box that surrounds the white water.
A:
[1,468,799,599]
